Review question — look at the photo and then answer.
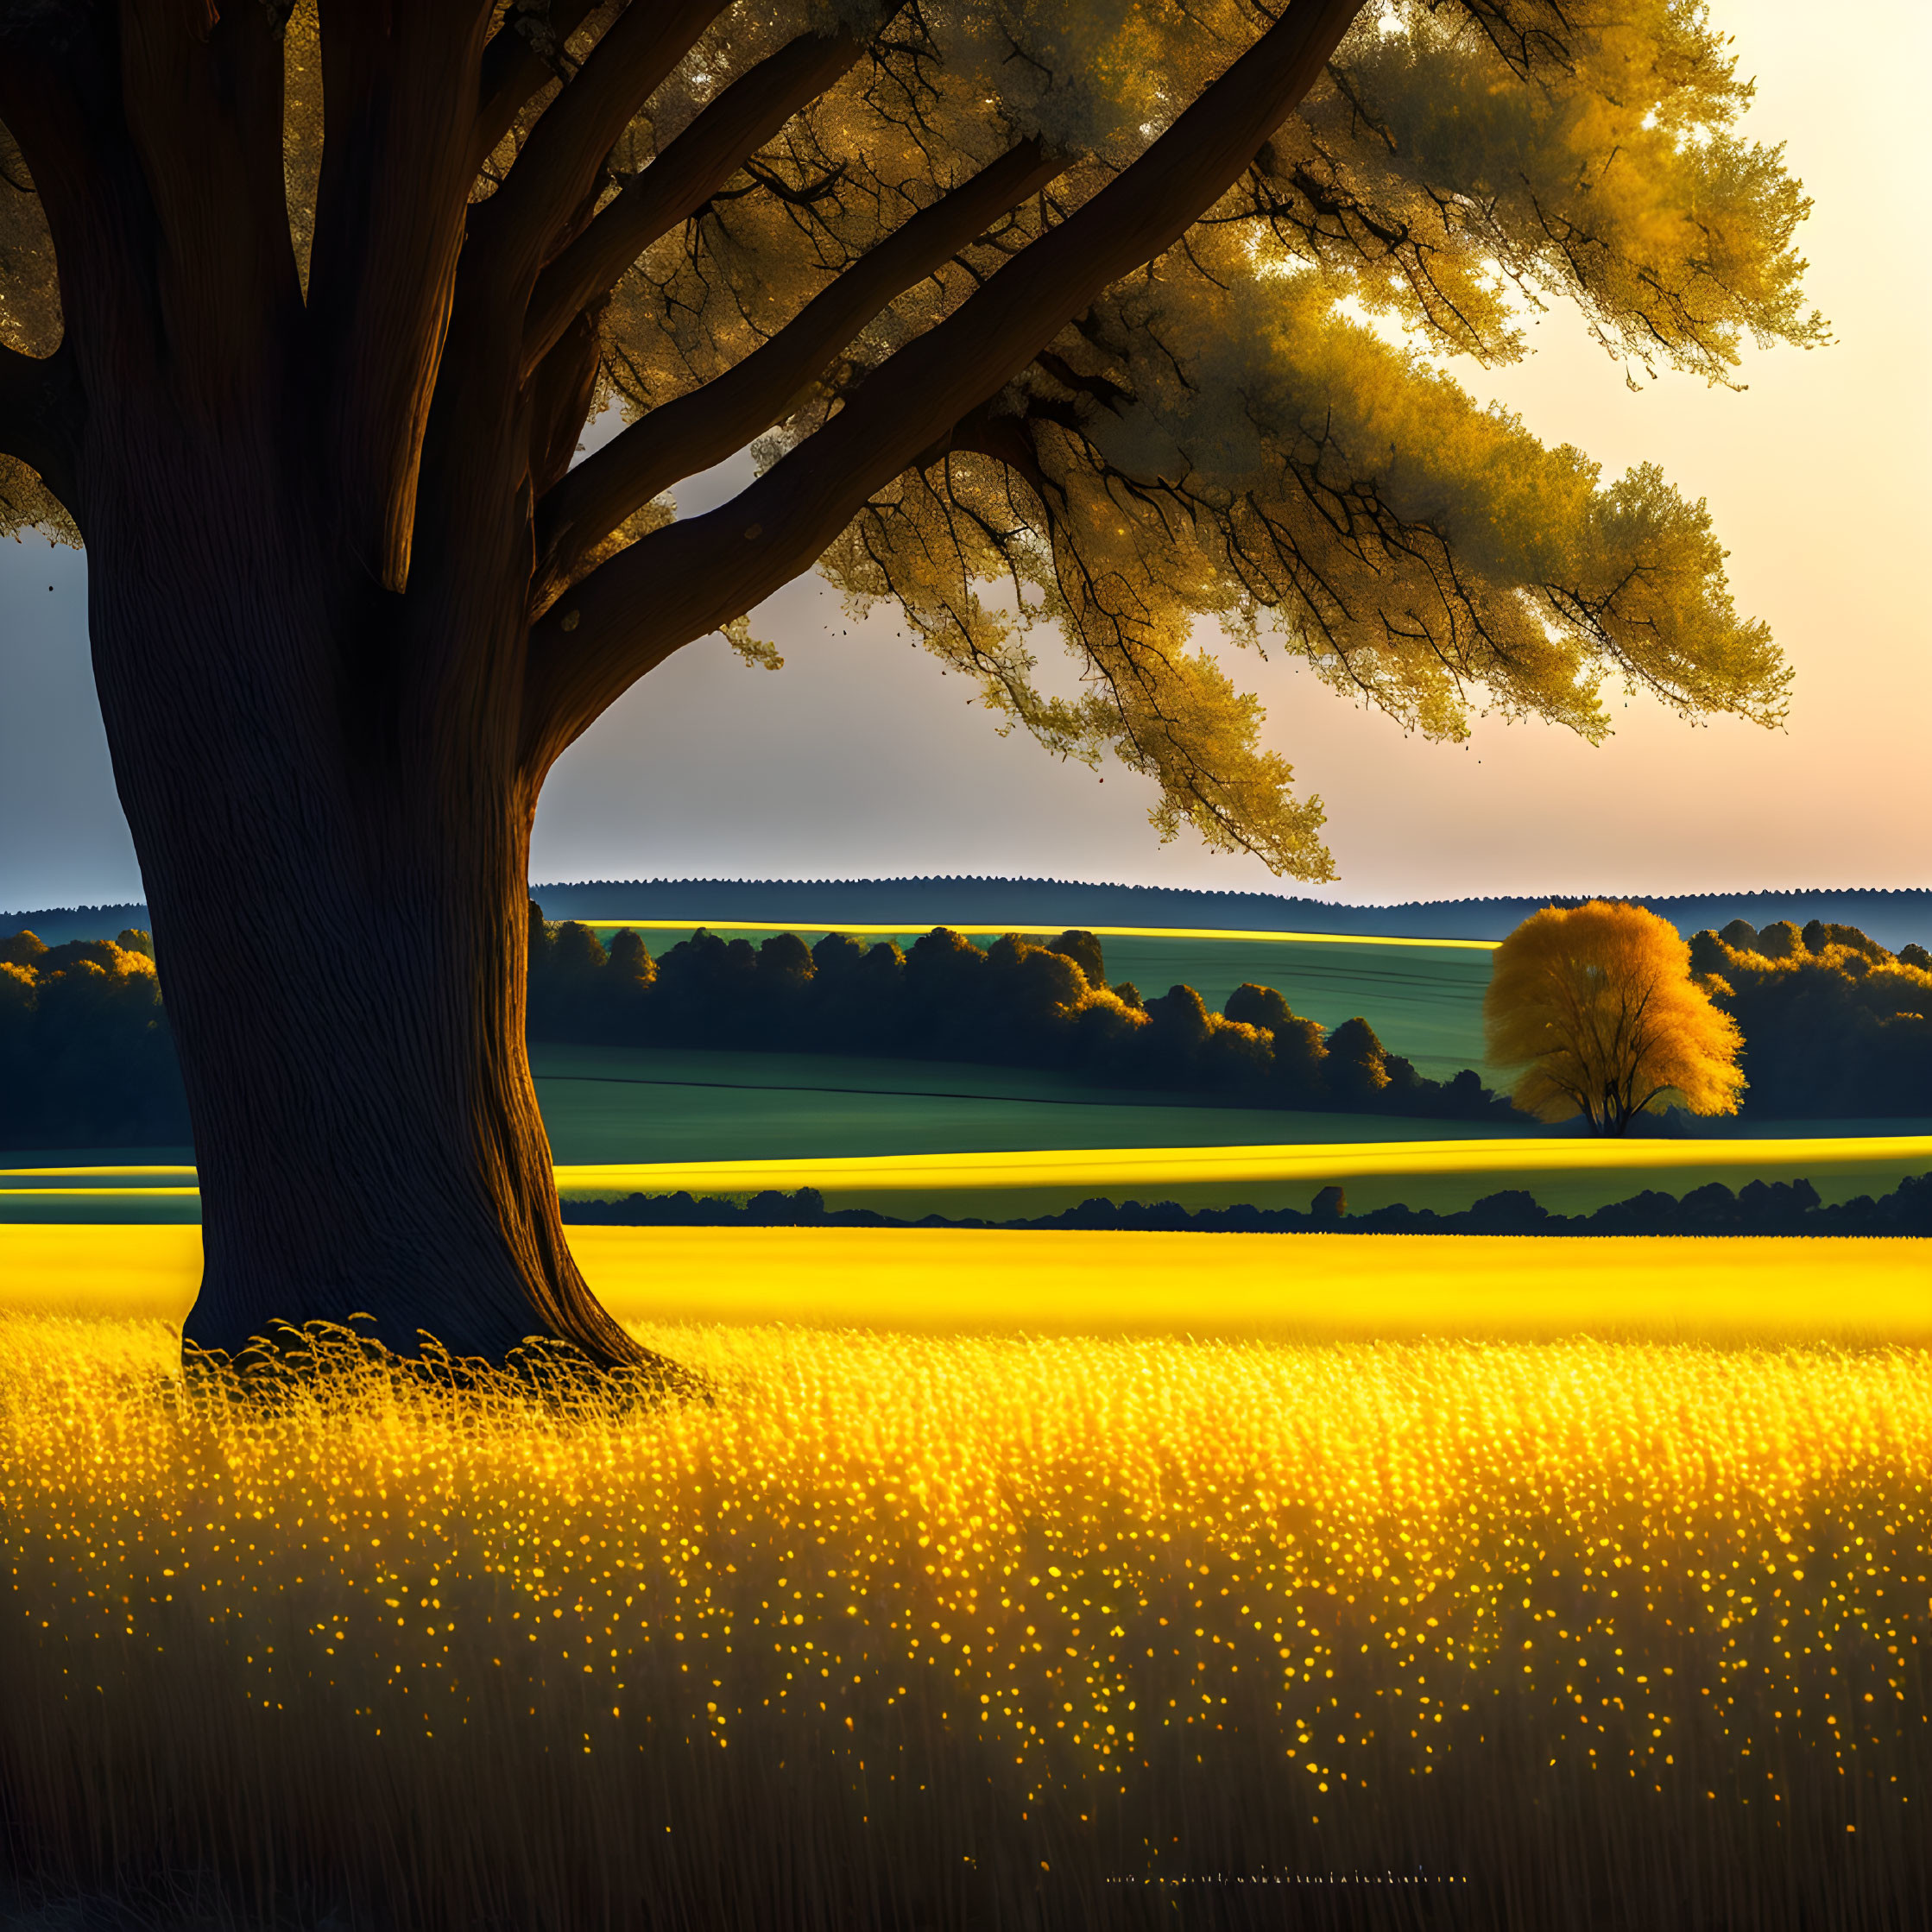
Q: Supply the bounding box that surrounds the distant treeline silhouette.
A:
[5,906,1924,1146]
[521,876,1932,951]
[561,1171,1932,1237]
[3,910,1503,1146]
[527,908,1511,1121]
[1689,920,1932,1119]
[13,877,1932,949]
[0,929,189,1145]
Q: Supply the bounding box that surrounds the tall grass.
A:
[2,1314,1926,1929]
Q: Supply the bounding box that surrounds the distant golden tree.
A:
[1485,902,1744,1135]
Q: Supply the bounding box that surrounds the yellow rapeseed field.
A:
[10,1130,1929,1221]
[2,1289,1927,1929]
[3,1221,1930,1344]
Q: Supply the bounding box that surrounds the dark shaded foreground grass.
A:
[3,1317,1926,1931]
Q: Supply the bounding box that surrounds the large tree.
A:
[0,0,1818,1365]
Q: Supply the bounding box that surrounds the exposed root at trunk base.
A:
[177,1321,714,1419]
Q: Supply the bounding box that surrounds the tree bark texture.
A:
[82,403,635,1367]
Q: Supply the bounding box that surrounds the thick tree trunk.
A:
[1,0,1370,1380]
[83,418,646,1371]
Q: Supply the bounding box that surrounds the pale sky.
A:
[2,0,1926,914]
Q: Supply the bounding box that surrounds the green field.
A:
[6,1040,1931,1224]
[577,921,1500,1083]
[0,1042,1545,1222]
[527,1042,1527,1164]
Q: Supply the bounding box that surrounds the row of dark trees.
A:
[2,909,1500,1147]
[6,909,1923,1147]
[0,930,189,1146]
[1689,921,1932,1118]
[528,910,1511,1121]
[561,1171,1932,1237]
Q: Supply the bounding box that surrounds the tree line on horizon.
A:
[1484,901,1746,1136]
[520,878,1932,950]
[3,909,1925,1149]
[527,909,1508,1121]
[1690,920,1932,1119]
[0,912,1500,1148]
[1477,901,1929,1132]
[0,929,188,1145]
[560,1171,1932,1239]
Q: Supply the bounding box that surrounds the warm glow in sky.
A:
[1,0,1924,912]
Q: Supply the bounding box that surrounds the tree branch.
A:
[528,302,606,499]
[468,0,722,300]
[0,21,171,427]
[534,136,1065,603]
[308,0,498,590]
[476,0,603,160]
[521,23,868,377]
[0,339,82,516]
[944,400,1058,508]
[521,0,1368,766]
[117,4,300,412]
[0,18,111,194]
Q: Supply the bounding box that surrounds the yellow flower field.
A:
[2,1228,1928,1927]
[3,1222,1929,1345]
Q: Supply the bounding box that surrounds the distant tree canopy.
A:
[0,930,188,1146]
[1485,900,1745,1135]
[1689,922,1932,1120]
[0,909,1500,1146]
[527,910,1504,1118]
[6,906,1922,1149]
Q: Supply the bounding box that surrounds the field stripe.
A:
[570,919,1499,950]
[7,1133,1930,1211]
[0,1165,199,1178]
[537,1070,1252,1111]
[550,1133,1932,1197]
[3,1222,1924,1342]
[0,1184,199,1195]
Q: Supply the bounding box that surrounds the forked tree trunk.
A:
[84,415,643,1371]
